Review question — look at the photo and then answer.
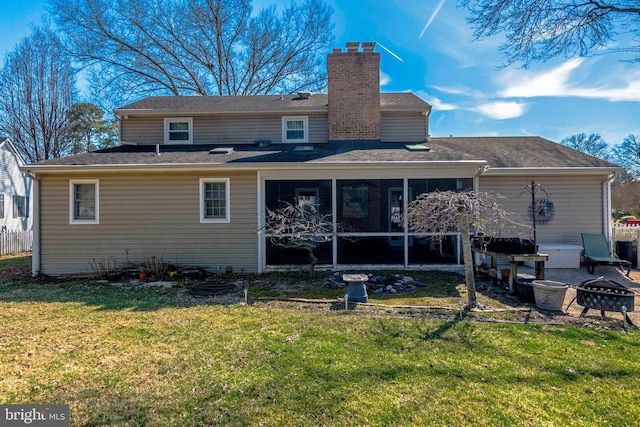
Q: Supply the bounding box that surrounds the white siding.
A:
[0,143,32,231]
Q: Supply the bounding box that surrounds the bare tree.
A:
[0,26,76,162]
[261,201,335,276]
[560,133,613,161]
[404,190,529,308]
[460,0,640,66]
[50,0,334,99]
[612,181,640,218]
[611,134,640,181]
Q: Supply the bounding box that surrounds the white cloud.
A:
[413,90,458,110]
[471,101,527,120]
[499,59,640,101]
[380,71,391,87]
[432,85,486,98]
[500,59,583,98]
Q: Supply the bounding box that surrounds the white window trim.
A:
[282,116,309,143]
[69,179,99,225]
[200,178,230,223]
[164,117,193,145]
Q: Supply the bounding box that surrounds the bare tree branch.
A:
[260,201,335,275]
[460,0,640,66]
[50,0,334,97]
[404,190,530,308]
[0,26,76,162]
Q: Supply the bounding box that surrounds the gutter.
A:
[20,160,489,174]
[482,167,621,176]
[25,172,40,277]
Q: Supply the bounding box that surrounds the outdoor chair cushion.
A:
[581,233,631,276]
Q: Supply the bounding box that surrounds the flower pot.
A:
[532,280,569,311]
[516,281,535,303]
[500,268,510,284]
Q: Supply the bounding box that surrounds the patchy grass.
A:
[0,253,31,269]
[1,257,639,426]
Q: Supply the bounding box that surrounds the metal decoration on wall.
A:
[517,180,552,250]
[528,198,555,224]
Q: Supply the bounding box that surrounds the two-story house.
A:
[1,137,32,232]
[21,42,618,276]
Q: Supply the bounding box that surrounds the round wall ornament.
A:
[528,198,554,224]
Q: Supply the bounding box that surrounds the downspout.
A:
[603,174,614,242]
[26,172,40,277]
[257,171,264,274]
[471,164,490,265]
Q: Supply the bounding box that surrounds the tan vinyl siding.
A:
[39,171,258,275]
[381,111,427,143]
[121,113,328,145]
[479,175,606,246]
[120,117,164,143]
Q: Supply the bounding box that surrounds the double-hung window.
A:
[0,194,4,218]
[200,178,230,223]
[282,116,308,143]
[164,118,193,144]
[12,195,28,218]
[70,180,99,224]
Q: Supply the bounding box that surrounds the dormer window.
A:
[282,116,308,143]
[164,118,193,144]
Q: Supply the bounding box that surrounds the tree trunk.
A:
[460,217,477,308]
[306,247,318,278]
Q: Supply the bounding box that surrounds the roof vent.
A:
[405,144,430,152]
[254,139,272,148]
[208,147,234,155]
[297,91,312,99]
[293,145,315,152]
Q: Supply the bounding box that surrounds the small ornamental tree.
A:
[404,190,529,308]
[261,202,335,276]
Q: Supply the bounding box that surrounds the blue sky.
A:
[1,0,639,146]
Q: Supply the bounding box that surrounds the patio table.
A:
[477,251,549,294]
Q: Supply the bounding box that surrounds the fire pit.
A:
[575,277,636,326]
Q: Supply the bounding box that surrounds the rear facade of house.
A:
[22,42,618,276]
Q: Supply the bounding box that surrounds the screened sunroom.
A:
[259,171,475,271]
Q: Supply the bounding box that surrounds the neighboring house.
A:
[1,137,32,232]
[21,42,618,276]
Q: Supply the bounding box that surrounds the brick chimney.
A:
[327,41,381,142]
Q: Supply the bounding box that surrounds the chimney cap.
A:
[346,41,359,52]
[361,41,376,52]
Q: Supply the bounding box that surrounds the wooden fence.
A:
[0,230,33,256]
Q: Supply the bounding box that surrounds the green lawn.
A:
[1,255,639,426]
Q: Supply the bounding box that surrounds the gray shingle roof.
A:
[23,137,618,170]
[114,93,430,115]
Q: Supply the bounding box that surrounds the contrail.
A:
[419,0,447,38]
[375,41,404,62]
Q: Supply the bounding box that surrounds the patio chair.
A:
[581,233,631,277]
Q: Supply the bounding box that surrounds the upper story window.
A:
[0,194,4,218]
[13,195,28,218]
[200,178,230,223]
[164,118,193,144]
[70,180,99,224]
[282,116,308,143]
